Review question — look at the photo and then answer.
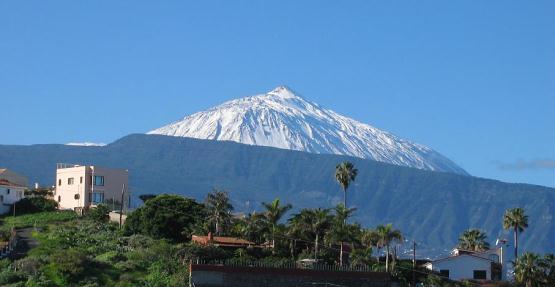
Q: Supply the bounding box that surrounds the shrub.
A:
[10,197,58,215]
[86,204,110,223]
[123,194,205,242]
[48,248,91,282]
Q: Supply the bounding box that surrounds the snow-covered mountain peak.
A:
[148,87,467,175]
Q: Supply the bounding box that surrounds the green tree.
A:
[262,198,292,252]
[139,194,157,203]
[334,161,358,209]
[361,229,381,262]
[376,223,403,272]
[514,252,545,287]
[503,207,528,259]
[288,208,333,260]
[124,194,205,242]
[205,189,233,235]
[457,229,490,252]
[326,204,357,266]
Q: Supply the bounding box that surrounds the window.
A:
[439,269,450,278]
[58,179,61,186]
[0,195,3,203]
[94,176,104,186]
[68,178,74,185]
[473,270,487,280]
[80,176,83,184]
[92,192,104,204]
[58,196,61,202]
[6,189,10,195]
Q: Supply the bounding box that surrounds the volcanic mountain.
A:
[149,86,467,174]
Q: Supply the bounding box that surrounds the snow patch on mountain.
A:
[66,142,106,147]
[148,86,467,174]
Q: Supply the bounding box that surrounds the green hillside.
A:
[1,134,553,256]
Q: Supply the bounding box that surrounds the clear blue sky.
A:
[1,1,554,187]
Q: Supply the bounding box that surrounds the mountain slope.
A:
[148,86,467,175]
[1,134,553,256]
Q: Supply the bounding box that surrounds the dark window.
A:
[439,269,450,278]
[0,195,3,203]
[68,177,74,185]
[94,176,104,186]
[473,270,487,280]
[58,179,61,186]
[58,195,61,202]
[80,176,83,184]
[6,189,10,195]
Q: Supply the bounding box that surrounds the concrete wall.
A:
[426,255,493,281]
[190,264,391,287]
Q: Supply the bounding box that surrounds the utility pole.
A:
[412,240,416,287]
[119,184,125,228]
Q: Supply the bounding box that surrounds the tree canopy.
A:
[124,194,205,242]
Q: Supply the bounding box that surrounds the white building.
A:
[0,168,28,214]
[424,248,504,282]
[54,164,129,212]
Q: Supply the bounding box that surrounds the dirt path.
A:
[9,227,39,260]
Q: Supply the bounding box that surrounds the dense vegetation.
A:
[1,134,554,254]
[0,186,553,286]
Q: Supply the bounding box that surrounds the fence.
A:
[192,258,375,273]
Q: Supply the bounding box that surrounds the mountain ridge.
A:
[1,133,553,257]
[148,86,468,175]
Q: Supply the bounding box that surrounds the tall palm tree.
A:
[205,189,233,235]
[514,252,544,287]
[458,229,490,252]
[376,223,403,272]
[262,198,292,251]
[335,161,358,209]
[503,207,528,259]
[326,204,357,266]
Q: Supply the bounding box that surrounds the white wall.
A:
[427,255,492,281]
[0,185,25,215]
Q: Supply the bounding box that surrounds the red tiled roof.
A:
[0,179,25,188]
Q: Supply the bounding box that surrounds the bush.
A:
[86,205,110,223]
[48,248,91,282]
[123,194,205,242]
[11,197,57,215]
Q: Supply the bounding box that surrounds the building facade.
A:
[0,168,28,214]
[54,164,129,212]
[424,248,504,282]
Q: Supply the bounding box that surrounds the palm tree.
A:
[376,223,403,272]
[458,229,490,252]
[361,229,381,262]
[514,252,544,287]
[289,208,333,260]
[262,198,292,251]
[503,207,528,259]
[205,189,233,235]
[335,161,358,209]
[326,204,357,266]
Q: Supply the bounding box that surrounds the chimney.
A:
[208,232,213,241]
